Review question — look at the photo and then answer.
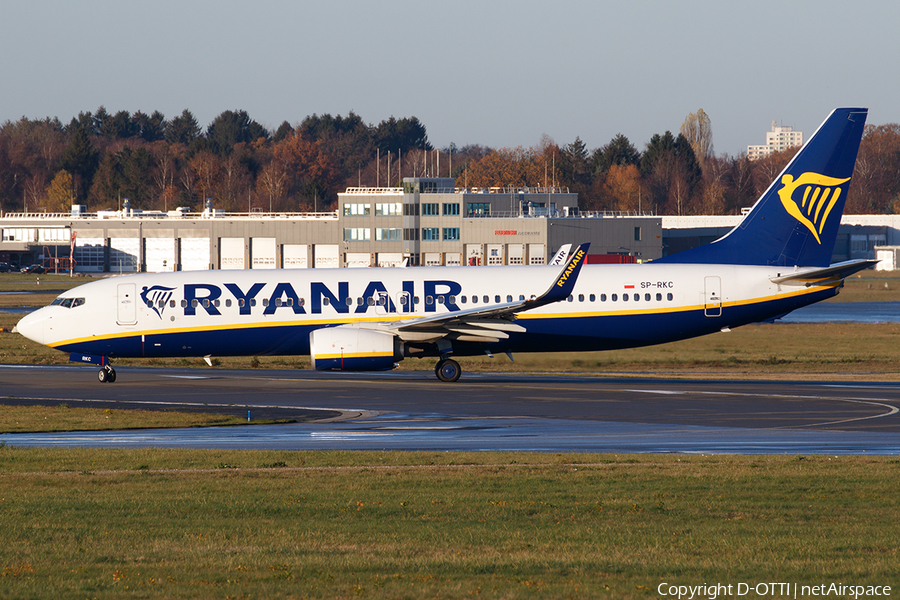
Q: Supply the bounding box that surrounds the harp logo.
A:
[140,285,176,319]
[777,172,851,244]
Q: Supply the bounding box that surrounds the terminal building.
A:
[0,177,662,274]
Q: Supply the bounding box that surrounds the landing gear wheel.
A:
[98,365,117,383]
[435,359,461,383]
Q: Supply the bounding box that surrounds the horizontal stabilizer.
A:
[769,259,878,286]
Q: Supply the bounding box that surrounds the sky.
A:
[2,0,899,157]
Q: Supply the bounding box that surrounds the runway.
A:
[2,364,900,454]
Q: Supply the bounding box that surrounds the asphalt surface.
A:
[2,364,900,453]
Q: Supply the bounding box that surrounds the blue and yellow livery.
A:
[15,108,871,382]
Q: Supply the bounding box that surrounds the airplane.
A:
[15,107,872,383]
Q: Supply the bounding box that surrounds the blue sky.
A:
[2,0,897,156]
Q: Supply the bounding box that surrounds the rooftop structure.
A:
[747,121,803,160]
[0,177,662,273]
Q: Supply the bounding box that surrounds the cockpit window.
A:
[50,297,85,308]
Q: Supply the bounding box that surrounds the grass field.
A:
[2,274,899,598]
[0,404,288,434]
[0,449,897,599]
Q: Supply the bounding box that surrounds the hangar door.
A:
[220,237,245,269]
[181,238,210,271]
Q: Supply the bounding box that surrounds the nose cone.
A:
[15,308,50,346]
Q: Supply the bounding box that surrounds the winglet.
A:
[525,242,590,309]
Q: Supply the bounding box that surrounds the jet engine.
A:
[309,326,399,371]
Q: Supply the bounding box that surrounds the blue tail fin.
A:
[659,107,868,267]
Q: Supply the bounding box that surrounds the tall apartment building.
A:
[747,121,803,160]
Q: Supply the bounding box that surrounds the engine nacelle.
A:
[309,326,399,371]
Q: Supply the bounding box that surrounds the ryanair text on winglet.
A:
[556,248,586,288]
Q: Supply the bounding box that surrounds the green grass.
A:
[0,404,289,434]
[0,449,897,599]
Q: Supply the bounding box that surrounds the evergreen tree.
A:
[60,124,100,203]
[592,133,641,174]
[206,110,269,155]
[166,109,201,146]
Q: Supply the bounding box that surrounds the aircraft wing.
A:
[384,243,590,343]
[769,259,878,286]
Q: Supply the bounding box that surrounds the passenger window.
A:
[633,294,639,302]
[225,299,232,308]
[494,295,501,303]
[519,295,525,301]
[426,295,434,305]
[367,297,375,306]
[600,294,607,302]
[345,297,353,306]
[589,294,595,302]
[483,295,489,303]
[437,296,445,304]
[191,299,199,308]
[611,294,618,301]
[323,297,330,306]
[645,293,651,301]
[251,299,257,307]
[239,299,245,307]
[656,293,662,301]
[399,296,407,305]
[214,299,220,307]
[262,299,268,307]
[567,295,574,302]
[667,293,674,301]
[472,296,478,304]
[181,299,188,308]
[506,295,513,302]
[448,295,456,304]
[169,300,175,308]
[357,297,364,306]
[578,294,584,302]
[460,296,467,304]
[414,296,420,305]
[623,294,629,302]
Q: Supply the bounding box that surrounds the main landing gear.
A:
[435,358,461,383]
[97,364,117,383]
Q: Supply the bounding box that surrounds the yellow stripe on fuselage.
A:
[48,282,837,349]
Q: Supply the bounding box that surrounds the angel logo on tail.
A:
[777,172,851,244]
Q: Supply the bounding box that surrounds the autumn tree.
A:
[272,133,339,210]
[602,164,643,212]
[45,170,75,212]
[148,140,182,211]
[680,109,713,169]
[188,151,222,207]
